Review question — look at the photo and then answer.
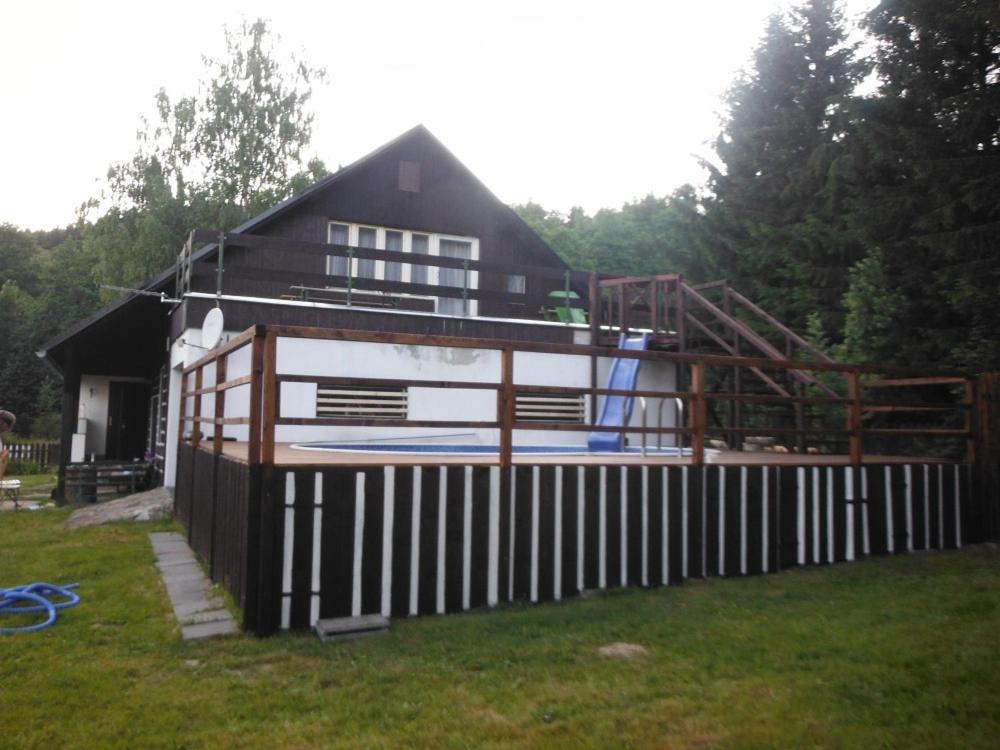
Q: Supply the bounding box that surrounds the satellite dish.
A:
[201,307,225,349]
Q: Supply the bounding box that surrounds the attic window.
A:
[398,161,420,192]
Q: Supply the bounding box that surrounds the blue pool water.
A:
[291,443,693,456]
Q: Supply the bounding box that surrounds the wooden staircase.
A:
[593,275,839,449]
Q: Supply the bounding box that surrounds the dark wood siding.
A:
[187,127,566,319]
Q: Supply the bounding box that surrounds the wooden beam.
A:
[247,324,972,378]
[864,376,971,388]
[276,418,498,429]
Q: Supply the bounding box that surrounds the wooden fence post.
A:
[499,347,515,470]
[243,326,267,633]
[691,361,706,465]
[847,369,863,465]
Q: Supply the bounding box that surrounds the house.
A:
[38,125,680,499]
[38,126,990,636]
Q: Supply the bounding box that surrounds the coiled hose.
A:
[0,583,80,634]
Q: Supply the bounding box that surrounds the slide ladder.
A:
[588,333,649,452]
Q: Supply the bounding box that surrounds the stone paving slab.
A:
[174,597,226,619]
[181,608,233,626]
[182,620,239,641]
[149,532,238,641]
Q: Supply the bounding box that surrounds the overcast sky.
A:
[2,0,876,230]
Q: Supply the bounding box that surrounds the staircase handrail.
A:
[680,283,836,396]
[724,287,835,364]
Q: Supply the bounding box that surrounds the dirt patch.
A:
[66,487,173,530]
[597,642,649,661]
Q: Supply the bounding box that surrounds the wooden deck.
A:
[216,442,953,468]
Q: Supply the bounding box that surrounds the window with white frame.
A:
[326,221,479,316]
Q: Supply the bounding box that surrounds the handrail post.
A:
[463,259,470,316]
[639,397,647,456]
[676,277,686,352]
[691,361,705,465]
[178,372,189,448]
[216,231,225,299]
[588,272,599,424]
[964,378,976,464]
[847,369,863,465]
[499,347,515,470]
[657,398,667,452]
[247,328,266,468]
[213,354,227,455]
[346,247,354,306]
[192,366,203,451]
[261,330,278,466]
[563,269,571,322]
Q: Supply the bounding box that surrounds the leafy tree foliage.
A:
[515,187,707,281]
[88,18,328,289]
[0,19,327,434]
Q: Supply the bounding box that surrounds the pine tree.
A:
[842,0,1000,369]
[700,0,867,334]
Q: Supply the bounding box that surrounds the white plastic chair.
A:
[0,479,21,510]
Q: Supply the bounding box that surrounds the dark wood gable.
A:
[207,125,566,317]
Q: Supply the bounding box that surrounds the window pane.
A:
[385,230,403,282]
[327,223,349,277]
[506,274,526,294]
[357,227,376,279]
[438,239,472,315]
[410,233,429,285]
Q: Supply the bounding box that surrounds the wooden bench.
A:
[65,461,151,504]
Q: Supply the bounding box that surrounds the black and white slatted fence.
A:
[269,461,971,631]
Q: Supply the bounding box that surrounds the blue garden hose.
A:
[0,583,80,634]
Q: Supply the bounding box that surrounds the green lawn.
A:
[2,509,998,749]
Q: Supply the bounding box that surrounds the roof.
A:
[37,124,566,367]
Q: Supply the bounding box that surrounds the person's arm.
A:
[0,447,8,482]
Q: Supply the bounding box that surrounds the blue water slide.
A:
[587,333,650,452]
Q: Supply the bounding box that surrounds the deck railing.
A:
[180,230,598,321]
[175,324,1000,635]
[178,324,978,471]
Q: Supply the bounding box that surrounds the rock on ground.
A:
[598,642,649,661]
[67,487,173,530]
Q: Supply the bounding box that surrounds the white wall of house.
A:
[77,374,148,459]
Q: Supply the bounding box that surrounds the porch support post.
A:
[55,364,80,504]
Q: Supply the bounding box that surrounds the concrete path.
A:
[149,532,238,641]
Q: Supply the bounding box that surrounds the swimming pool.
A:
[290,442,696,456]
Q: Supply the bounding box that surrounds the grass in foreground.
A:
[1,509,998,749]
